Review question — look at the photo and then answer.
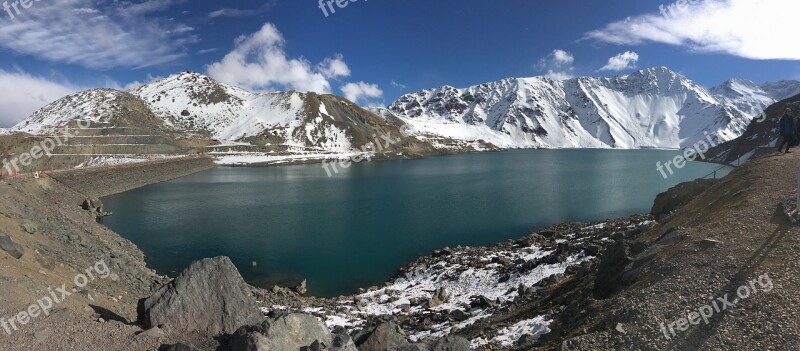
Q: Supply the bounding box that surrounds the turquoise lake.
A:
[101,150,731,297]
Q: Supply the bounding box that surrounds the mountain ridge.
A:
[7,68,800,168]
[386,66,794,151]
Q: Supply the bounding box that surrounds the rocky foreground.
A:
[0,149,798,350]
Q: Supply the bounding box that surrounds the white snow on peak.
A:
[12,89,125,134]
[387,67,753,150]
[759,80,800,102]
[132,72,353,151]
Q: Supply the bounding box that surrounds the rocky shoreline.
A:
[1,153,771,350]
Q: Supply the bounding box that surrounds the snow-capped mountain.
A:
[387,67,770,149]
[13,89,169,134]
[11,72,435,165]
[131,72,431,154]
[759,80,800,102]
[709,79,775,118]
[707,91,800,165]
[10,68,799,163]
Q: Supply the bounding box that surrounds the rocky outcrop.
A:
[356,322,410,351]
[138,256,262,335]
[650,179,717,221]
[81,197,111,218]
[229,313,333,351]
[0,233,24,259]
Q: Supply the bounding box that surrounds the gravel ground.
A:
[0,149,795,350]
[545,151,800,350]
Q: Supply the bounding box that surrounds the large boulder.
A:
[0,233,24,259]
[427,336,471,350]
[138,256,262,335]
[650,179,716,221]
[229,313,333,351]
[357,322,410,351]
[327,333,359,351]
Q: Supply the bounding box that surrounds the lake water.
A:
[101,150,730,297]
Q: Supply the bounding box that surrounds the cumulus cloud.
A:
[318,54,351,79]
[341,82,383,105]
[536,49,575,80]
[551,49,575,66]
[206,23,381,102]
[206,23,343,92]
[0,0,197,69]
[0,70,80,127]
[586,0,800,60]
[599,51,640,71]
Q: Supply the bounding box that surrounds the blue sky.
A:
[0,0,798,126]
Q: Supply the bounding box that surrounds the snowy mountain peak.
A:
[759,80,800,102]
[13,89,155,133]
[387,67,754,149]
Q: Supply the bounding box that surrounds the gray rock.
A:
[0,233,24,259]
[138,256,262,335]
[429,335,471,351]
[81,197,111,218]
[650,179,716,221]
[426,288,449,308]
[21,220,38,234]
[294,279,308,295]
[137,326,165,338]
[325,333,358,351]
[449,309,470,322]
[229,313,333,351]
[397,336,471,351]
[357,322,409,351]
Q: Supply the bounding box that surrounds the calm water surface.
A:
[102,150,730,297]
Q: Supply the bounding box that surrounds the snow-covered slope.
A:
[13,89,136,133]
[387,67,760,149]
[710,79,775,119]
[759,80,800,102]
[131,72,428,153]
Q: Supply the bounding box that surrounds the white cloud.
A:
[207,23,345,93]
[552,49,575,66]
[390,80,407,90]
[599,51,640,71]
[117,74,165,91]
[587,0,800,60]
[536,49,575,80]
[544,70,574,80]
[209,2,274,18]
[318,54,351,79]
[0,70,79,127]
[0,0,197,69]
[341,82,383,105]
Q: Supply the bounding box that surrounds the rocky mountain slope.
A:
[386,67,793,150]
[6,69,800,170]
[5,73,439,169]
[707,92,800,164]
